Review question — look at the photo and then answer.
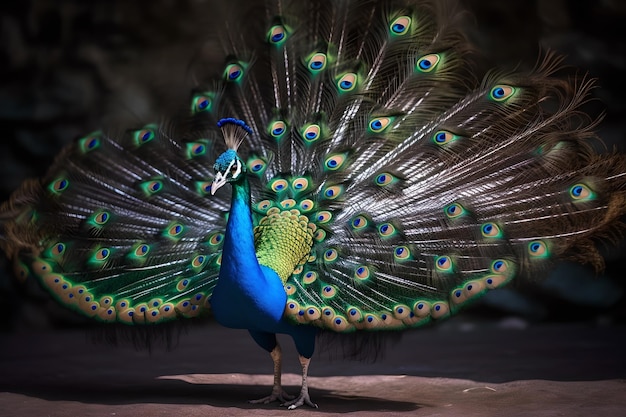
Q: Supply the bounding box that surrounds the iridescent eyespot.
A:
[49,177,69,194]
[191,93,213,114]
[208,232,223,246]
[134,127,155,146]
[195,181,212,196]
[354,265,370,280]
[444,202,465,218]
[491,259,510,274]
[314,229,326,242]
[323,248,338,262]
[191,254,207,270]
[481,222,501,238]
[186,142,207,159]
[100,296,114,307]
[307,52,327,72]
[321,284,337,298]
[280,199,296,209]
[433,130,459,145]
[270,178,289,192]
[224,63,244,82]
[390,16,411,35]
[301,124,321,142]
[347,307,362,321]
[569,183,594,201]
[394,246,411,261]
[140,180,163,196]
[291,177,310,191]
[393,304,411,320]
[351,215,368,230]
[375,172,397,186]
[78,133,101,153]
[333,316,349,331]
[94,247,111,261]
[247,157,267,175]
[302,271,318,284]
[431,302,449,318]
[165,223,184,240]
[435,255,452,271]
[91,210,110,226]
[337,73,357,92]
[299,199,314,212]
[267,24,287,44]
[133,243,150,257]
[484,274,508,289]
[324,153,347,171]
[368,117,393,133]
[490,85,516,102]
[148,181,161,192]
[256,200,273,211]
[322,185,343,199]
[285,284,296,296]
[378,223,396,238]
[413,301,431,316]
[304,306,321,320]
[269,120,287,139]
[528,240,548,257]
[316,211,332,223]
[416,54,441,72]
[47,242,66,258]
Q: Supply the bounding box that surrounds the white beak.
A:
[211,172,227,195]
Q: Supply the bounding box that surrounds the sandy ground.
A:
[1,319,625,417]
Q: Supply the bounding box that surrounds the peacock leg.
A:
[248,343,294,404]
[281,355,317,409]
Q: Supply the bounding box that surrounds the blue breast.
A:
[210,264,288,331]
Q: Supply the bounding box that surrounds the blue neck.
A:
[220,177,263,286]
[211,175,296,331]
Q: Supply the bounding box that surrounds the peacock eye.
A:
[224,63,245,82]
[416,54,441,73]
[267,24,288,44]
[336,73,357,92]
[307,52,327,72]
[269,120,287,139]
[368,117,393,133]
[301,124,321,143]
[390,16,411,36]
[191,93,213,114]
[490,85,516,102]
[433,130,460,145]
[78,132,101,153]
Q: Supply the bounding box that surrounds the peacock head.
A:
[211,118,252,195]
[211,149,245,194]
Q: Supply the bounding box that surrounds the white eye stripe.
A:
[231,160,242,178]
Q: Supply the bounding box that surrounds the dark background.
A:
[0,0,625,332]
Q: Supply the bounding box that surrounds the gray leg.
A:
[248,343,294,404]
[281,355,318,409]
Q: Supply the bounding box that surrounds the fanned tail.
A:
[190,0,626,332]
[0,0,624,335]
[0,123,230,324]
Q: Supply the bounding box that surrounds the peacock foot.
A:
[248,386,294,404]
[281,389,318,410]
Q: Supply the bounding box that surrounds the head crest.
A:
[217,118,252,151]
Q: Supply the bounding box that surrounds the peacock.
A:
[1,0,625,410]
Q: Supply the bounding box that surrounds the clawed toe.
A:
[248,389,294,404]
[280,391,318,410]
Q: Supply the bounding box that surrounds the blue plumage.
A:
[1,0,626,410]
